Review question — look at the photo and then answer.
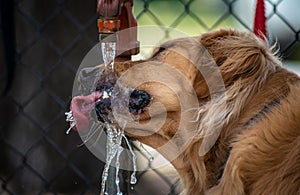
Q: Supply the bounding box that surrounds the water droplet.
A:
[139,142,154,161]
[123,135,137,185]
[102,91,109,99]
[130,174,137,184]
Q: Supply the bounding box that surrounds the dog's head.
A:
[81,29,280,163]
[94,29,280,157]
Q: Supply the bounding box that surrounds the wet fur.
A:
[115,29,300,194]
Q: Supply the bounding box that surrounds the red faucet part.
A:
[254,0,267,40]
[97,19,121,33]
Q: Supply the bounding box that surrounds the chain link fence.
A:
[0,0,299,194]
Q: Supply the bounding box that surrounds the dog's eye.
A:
[151,47,166,58]
[151,43,173,58]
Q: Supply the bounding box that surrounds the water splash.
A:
[98,122,139,195]
[123,135,137,185]
[65,111,76,134]
[100,124,124,195]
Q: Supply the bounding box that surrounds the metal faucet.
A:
[97,0,139,60]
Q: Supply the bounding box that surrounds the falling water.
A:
[101,42,116,71]
[99,41,138,195]
[100,41,120,195]
[65,40,154,194]
[99,122,141,195]
[65,111,76,134]
[122,135,137,185]
[100,124,124,195]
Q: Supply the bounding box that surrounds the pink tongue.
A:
[70,91,102,131]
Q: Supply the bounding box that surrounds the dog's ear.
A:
[194,29,280,104]
[192,30,243,100]
[199,29,278,88]
[199,29,240,49]
[192,30,281,155]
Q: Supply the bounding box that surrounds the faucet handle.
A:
[97,0,123,19]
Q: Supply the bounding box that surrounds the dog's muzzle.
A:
[95,78,151,123]
[68,70,151,131]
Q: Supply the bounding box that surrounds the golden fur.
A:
[114,29,300,194]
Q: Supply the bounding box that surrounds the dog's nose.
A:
[94,87,151,122]
[129,90,151,114]
[95,98,111,123]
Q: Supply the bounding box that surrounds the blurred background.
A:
[0,0,299,194]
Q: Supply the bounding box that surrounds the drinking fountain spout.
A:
[97,0,139,60]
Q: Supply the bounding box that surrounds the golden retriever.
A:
[74,29,300,194]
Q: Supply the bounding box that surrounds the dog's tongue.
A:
[70,91,102,131]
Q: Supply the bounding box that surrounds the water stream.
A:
[100,123,124,195]
[66,41,154,195]
[99,41,138,195]
[101,42,116,71]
